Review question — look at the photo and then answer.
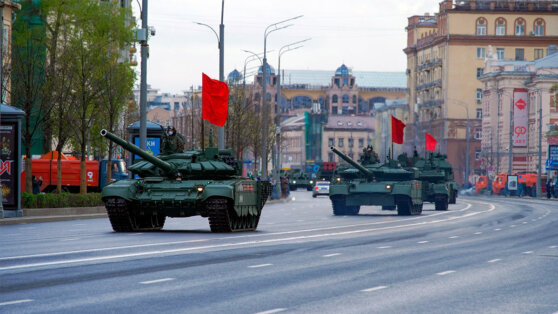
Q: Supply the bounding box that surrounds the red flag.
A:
[202,73,229,127]
[426,133,437,151]
[391,115,406,144]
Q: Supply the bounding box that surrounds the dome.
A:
[335,64,352,77]
[258,64,275,75]
[227,69,242,82]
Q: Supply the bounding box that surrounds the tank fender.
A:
[202,184,234,200]
[432,183,449,195]
[392,182,411,195]
[101,179,137,201]
[393,180,422,204]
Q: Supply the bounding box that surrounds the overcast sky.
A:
[135,0,439,94]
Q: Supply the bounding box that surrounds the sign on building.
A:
[513,89,528,147]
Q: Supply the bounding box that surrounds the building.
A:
[404,0,558,185]
[374,98,410,161]
[479,45,558,177]
[1,0,21,104]
[322,115,375,163]
[132,85,190,112]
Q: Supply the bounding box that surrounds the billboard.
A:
[0,123,17,207]
[513,89,528,147]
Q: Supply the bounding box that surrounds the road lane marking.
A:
[361,286,388,292]
[510,225,517,228]
[0,299,34,306]
[488,259,502,263]
[249,264,273,268]
[255,309,287,314]
[323,253,341,257]
[140,278,175,285]
[449,236,459,239]
[437,270,456,276]
[474,232,482,235]
[494,228,501,231]
[523,251,534,254]
[377,246,392,249]
[0,201,495,271]
[59,238,81,242]
[550,246,557,249]
[417,241,429,244]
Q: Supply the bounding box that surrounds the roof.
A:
[127,120,165,130]
[324,115,375,131]
[280,69,406,88]
[535,49,558,70]
[0,104,25,116]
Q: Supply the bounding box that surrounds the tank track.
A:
[105,197,165,232]
[260,181,273,208]
[207,198,260,232]
[331,196,360,216]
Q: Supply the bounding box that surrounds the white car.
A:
[312,181,330,198]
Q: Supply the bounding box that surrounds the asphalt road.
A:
[1,192,557,314]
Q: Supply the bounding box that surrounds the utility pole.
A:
[139,0,148,150]
[218,0,225,149]
[509,93,513,173]
[537,89,542,197]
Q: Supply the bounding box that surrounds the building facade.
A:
[404,0,558,185]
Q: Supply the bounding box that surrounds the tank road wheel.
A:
[449,190,457,204]
[291,185,298,191]
[382,205,396,211]
[412,203,423,215]
[346,205,360,215]
[435,195,449,211]
[105,198,166,232]
[306,186,313,191]
[331,195,348,215]
[396,196,413,216]
[207,198,260,232]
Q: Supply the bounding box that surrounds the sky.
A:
[134,0,439,94]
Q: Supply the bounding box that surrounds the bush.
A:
[21,192,104,208]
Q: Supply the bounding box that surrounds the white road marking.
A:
[523,251,534,254]
[0,201,494,271]
[323,253,341,257]
[361,286,388,292]
[417,241,429,244]
[0,299,34,306]
[550,246,557,249]
[59,238,81,242]
[378,246,392,249]
[249,264,273,268]
[488,259,502,263]
[140,278,175,285]
[494,228,501,231]
[510,225,517,228]
[522,222,528,224]
[474,232,482,235]
[449,236,459,239]
[255,308,287,314]
[437,270,456,276]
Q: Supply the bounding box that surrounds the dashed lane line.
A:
[323,253,341,257]
[550,246,557,249]
[361,286,388,292]
[417,241,429,244]
[378,246,392,249]
[474,232,483,235]
[494,228,501,231]
[523,251,534,255]
[449,236,459,239]
[140,278,175,285]
[488,259,502,263]
[248,264,273,268]
[255,309,287,314]
[437,270,456,276]
[0,299,34,307]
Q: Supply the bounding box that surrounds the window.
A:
[496,18,506,35]
[474,129,482,140]
[338,138,344,147]
[328,138,334,147]
[476,89,483,103]
[476,68,484,78]
[476,108,482,119]
[328,153,334,162]
[332,106,338,114]
[475,150,481,160]
[534,19,545,36]
[332,95,338,103]
[352,95,357,104]
[476,18,487,35]
[342,94,349,103]
[534,48,544,60]
[515,18,525,36]
[496,48,505,60]
[348,138,354,148]
[477,47,485,59]
[358,138,364,148]
[515,48,524,61]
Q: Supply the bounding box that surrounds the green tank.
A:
[99,129,272,232]
[329,147,423,216]
[412,153,458,211]
[288,169,314,191]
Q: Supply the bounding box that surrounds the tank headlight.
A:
[310,180,314,184]
[196,186,204,193]
[385,184,392,190]
[293,180,297,184]
[336,177,341,182]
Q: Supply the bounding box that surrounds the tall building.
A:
[404,0,558,185]
[1,0,21,104]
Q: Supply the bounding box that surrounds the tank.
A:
[288,169,314,191]
[411,153,458,210]
[99,129,272,232]
[329,147,423,216]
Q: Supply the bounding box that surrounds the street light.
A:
[137,0,150,151]
[261,15,303,180]
[194,0,225,149]
[452,99,470,186]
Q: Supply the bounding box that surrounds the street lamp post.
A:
[139,0,149,150]
[454,100,470,186]
[261,15,303,180]
[537,89,542,197]
[194,0,226,149]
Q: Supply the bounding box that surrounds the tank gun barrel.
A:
[100,129,177,176]
[330,146,373,178]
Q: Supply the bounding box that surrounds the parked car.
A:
[312,181,330,198]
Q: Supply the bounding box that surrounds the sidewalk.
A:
[0,196,293,226]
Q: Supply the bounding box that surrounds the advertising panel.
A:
[513,89,528,147]
[133,137,161,161]
[0,123,17,207]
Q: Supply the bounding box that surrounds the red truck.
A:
[22,151,127,193]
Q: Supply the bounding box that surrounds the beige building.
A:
[322,115,375,163]
[374,99,410,161]
[280,115,305,170]
[404,0,558,185]
[1,0,21,104]
[479,46,558,175]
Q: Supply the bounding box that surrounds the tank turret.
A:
[331,146,374,179]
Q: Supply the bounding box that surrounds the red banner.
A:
[391,115,406,144]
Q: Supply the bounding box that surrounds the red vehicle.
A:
[475,176,488,194]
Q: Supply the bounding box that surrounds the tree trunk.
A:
[25,137,32,194]
[80,138,87,194]
[107,141,113,184]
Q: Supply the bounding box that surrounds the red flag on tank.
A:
[426,132,437,151]
[202,73,229,127]
[391,115,406,144]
